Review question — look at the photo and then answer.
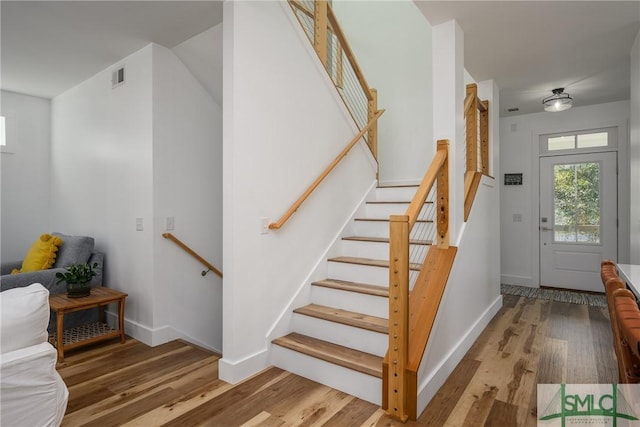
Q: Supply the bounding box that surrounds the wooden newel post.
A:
[387,215,409,422]
[368,88,378,160]
[436,140,450,249]
[314,0,328,66]
[480,100,489,175]
[466,84,478,173]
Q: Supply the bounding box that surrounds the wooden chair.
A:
[606,278,627,381]
[601,259,619,287]
[612,288,640,383]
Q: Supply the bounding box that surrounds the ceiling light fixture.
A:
[543,88,573,112]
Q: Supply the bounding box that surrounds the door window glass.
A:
[553,162,600,244]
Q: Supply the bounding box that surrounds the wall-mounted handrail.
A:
[385,140,449,421]
[269,109,385,230]
[162,233,222,279]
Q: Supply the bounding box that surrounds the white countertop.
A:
[617,264,640,298]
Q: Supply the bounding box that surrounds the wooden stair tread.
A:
[272,333,383,378]
[293,304,388,334]
[366,201,433,205]
[328,256,421,271]
[354,218,433,223]
[312,279,389,297]
[343,236,432,246]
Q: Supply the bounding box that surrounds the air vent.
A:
[111,67,125,89]
[505,107,520,113]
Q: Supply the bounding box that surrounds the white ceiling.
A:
[1,1,223,99]
[2,1,639,117]
[415,1,640,116]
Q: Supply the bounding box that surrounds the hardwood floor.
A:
[58,294,617,426]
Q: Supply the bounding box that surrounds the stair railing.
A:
[269,109,384,230]
[463,83,490,220]
[464,83,489,177]
[288,0,379,159]
[385,140,449,421]
[162,233,222,278]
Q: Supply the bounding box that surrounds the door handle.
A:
[541,226,552,231]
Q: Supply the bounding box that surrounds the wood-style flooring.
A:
[58,294,617,426]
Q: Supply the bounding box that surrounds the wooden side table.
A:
[49,286,128,362]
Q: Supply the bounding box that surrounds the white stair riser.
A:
[310,285,388,318]
[354,220,435,238]
[353,220,391,238]
[271,345,382,405]
[341,239,432,261]
[365,202,410,218]
[328,262,388,287]
[341,239,390,260]
[292,313,388,356]
[375,186,417,202]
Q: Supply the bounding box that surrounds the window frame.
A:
[540,127,618,156]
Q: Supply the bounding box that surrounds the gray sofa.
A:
[0,233,104,332]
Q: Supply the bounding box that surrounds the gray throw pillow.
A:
[51,232,94,268]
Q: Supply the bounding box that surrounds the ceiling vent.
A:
[505,107,520,113]
[111,67,125,89]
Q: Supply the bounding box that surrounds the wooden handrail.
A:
[405,146,447,231]
[162,233,222,279]
[268,109,385,230]
[385,140,449,421]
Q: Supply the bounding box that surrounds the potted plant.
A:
[56,262,98,298]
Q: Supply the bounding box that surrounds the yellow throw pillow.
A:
[11,234,64,274]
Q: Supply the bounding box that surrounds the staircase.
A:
[271,185,432,404]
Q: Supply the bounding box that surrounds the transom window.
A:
[541,127,617,154]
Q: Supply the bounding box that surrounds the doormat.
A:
[501,284,607,307]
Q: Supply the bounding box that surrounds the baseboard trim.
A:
[416,294,503,414]
[501,274,535,287]
[104,311,221,354]
[219,348,270,384]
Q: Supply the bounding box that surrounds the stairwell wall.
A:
[220,1,377,383]
[151,44,223,353]
[332,0,433,186]
[50,43,223,351]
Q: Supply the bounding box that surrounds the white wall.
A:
[418,177,502,414]
[500,101,630,287]
[51,45,155,329]
[172,23,223,107]
[630,31,640,263]
[220,1,377,383]
[333,0,433,186]
[433,20,465,245]
[152,44,223,352]
[0,91,51,260]
[51,42,223,351]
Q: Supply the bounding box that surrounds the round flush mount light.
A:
[543,88,573,112]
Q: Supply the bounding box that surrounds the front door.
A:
[539,152,617,292]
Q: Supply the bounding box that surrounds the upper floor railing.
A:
[463,83,490,220]
[288,0,379,159]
